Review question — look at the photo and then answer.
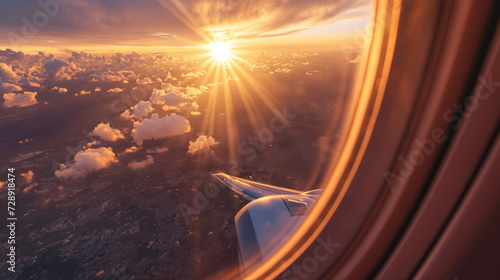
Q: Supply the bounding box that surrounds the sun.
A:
[207,41,232,63]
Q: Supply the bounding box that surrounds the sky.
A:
[0,0,372,53]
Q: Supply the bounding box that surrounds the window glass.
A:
[0,0,374,279]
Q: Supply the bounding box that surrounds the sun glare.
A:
[207,41,232,63]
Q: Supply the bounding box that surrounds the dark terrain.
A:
[0,50,356,279]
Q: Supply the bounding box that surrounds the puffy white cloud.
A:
[121,101,154,120]
[18,74,44,87]
[79,90,91,95]
[55,147,118,179]
[150,87,201,116]
[107,87,124,93]
[43,59,70,80]
[0,82,22,93]
[26,81,41,88]
[187,135,219,155]
[190,101,199,111]
[150,88,190,106]
[3,91,37,108]
[0,49,25,64]
[94,87,101,92]
[0,63,20,82]
[90,123,125,142]
[132,113,191,145]
[185,86,203,96]
[187,102,201,115]
[127,155,154,170]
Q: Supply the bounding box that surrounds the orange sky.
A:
[0,0,372,54]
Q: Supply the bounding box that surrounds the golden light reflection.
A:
[184,36,289,172]
[206,41,233,63]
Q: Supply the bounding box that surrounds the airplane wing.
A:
[212,173,322,275]
[212,173,302,201]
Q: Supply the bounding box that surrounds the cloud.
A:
[82,141,99,149]
[3,91,37,108]
[55,147,118,179]
[0,82,22,93]
[43,59,70,80]
[123,146,140,154]
[187,135,219,155]
[99,73,125,82]
[18,138,32,144]
[107,87,124,93]
[21,171,34,184]
[199,85,210,92]
[182,70,206,78]
[0,63,19,82]
[26,81,41,88]
[151,32,177,38]
[149,86,202,115]
[150,88,190,106]
[121,100,154,120]
[274,68,292,74]
[0,0,370,48]
[90,123,125,142]
[136,77,153,85]
[52,86,68,93]
[185,86,203,96]
[132,113,191,145]
[147,147,169,154]
[95,87,101,92]
[173,0,370,40]
[0,49,25,64]
[79,89,91,95]
[127,155,154,170]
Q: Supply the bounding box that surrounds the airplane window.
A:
[0,0,379,279]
